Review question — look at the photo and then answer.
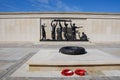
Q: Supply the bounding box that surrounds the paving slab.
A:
[98,48,120,56]
[11,64,81,77]
[0,70,7,79]
[0,48,40,80]
[0,62,15,79]
[7,77,91,80]
[0,48,38,61]
[0,62,15,70]
[102,70,120,76]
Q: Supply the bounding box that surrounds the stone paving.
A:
[0,47,40,80]
[0,42,120,80]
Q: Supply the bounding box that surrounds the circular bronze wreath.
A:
[59,46,87,55]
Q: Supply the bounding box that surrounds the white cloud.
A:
[28,0,81,12]
[0,1,20,11]
[29,0,49,5]
[3,4,19,10]
[37,0,49,4]
[29,0,54,11]
[0,0,81,12]
[55,0,80,11]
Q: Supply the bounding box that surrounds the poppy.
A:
[75,69,86,76]
[61,69,74,76]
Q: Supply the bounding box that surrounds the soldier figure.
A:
[70,22,80,40]
[57,21,63,40]
[64,21,68,40]
[80,32,88,41]
[51,20,58,40]
[41,24,46,40]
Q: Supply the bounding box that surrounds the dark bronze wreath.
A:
[59,46,87,55]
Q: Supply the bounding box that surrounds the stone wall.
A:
[0,12,120,42]
[0,18,40,42]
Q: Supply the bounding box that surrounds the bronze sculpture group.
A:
[41,19,88,41]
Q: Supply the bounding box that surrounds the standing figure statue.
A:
[57,21,63,40]
[51,20,58,40]
[41,24,46,40]
[70,22,80,40]
[64,21,68,40]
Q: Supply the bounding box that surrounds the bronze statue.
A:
[51,20,58,40]
[57,21,63,40]
[80,32,88,41]
[64,21,68,40]
[41,24,46,40]
[70,22,80,40]
[52,19,71,41]
[49,19,86,41]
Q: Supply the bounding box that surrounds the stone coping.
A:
[0,12,120,15]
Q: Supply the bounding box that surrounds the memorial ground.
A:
[0,42,120,80]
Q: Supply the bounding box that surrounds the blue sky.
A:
[0,0,120,12]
